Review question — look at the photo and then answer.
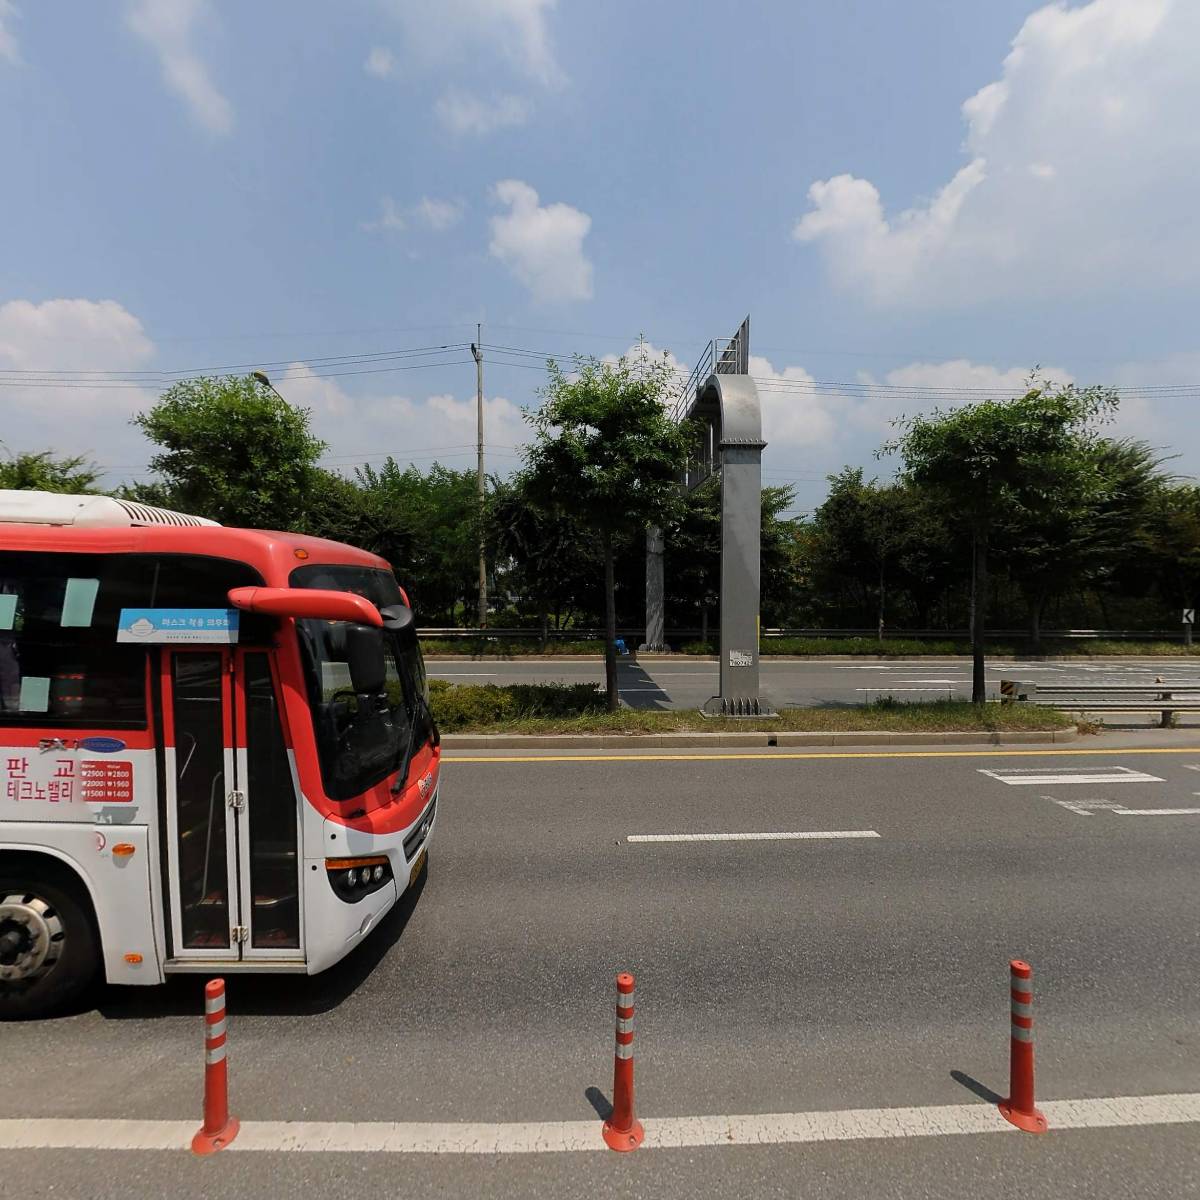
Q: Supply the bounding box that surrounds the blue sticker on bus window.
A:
[79,736,127,754]
[116,609,239,644]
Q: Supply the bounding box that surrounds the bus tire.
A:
[0,865,100,1020]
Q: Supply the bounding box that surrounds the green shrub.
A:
[429,681,606,731]
[420,637,606,656]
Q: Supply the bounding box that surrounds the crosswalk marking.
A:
[979,766,1164,786]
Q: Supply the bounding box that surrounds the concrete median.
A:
[440,727,1080,750]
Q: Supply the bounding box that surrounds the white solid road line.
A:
[856,687,954,692]
[4,1094,1197,1155]
[626,830,881,843]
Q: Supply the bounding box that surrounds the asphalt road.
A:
[4,734,1199,1197]
[429,654,1200,718]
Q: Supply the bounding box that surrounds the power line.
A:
[0,356,477,389]
[8,334,1200,407]
[0,342,472,379]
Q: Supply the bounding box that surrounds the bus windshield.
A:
[290,564,431,801]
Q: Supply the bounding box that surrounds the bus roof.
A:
[0,490,391,587]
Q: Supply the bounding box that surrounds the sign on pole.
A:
[1183,609,1195,625]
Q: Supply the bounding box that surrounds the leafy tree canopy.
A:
[522,346,694,708]
[0,448,101,494]
[131,374,327,529]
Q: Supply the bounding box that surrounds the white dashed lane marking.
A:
[626,830,880,843]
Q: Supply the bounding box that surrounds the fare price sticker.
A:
[4,755,134,804]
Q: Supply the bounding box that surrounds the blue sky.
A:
[2,0,1199,516]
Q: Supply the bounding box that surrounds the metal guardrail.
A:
[1001,678,1200,725]
[418,627,1197,643]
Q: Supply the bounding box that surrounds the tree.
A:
[998,439,1169,648]
[352,460,481,622]
[488,473,600,640]
[663,480,800,639]
[131,375,327,529]
[1126,481,1200,621]
[806,470,958,632]
[523,349,694,710]
[0,448,101,493]
[886,385,1118,701]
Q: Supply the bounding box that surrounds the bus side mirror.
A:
[380,604,415,632]
[344,624,386,695]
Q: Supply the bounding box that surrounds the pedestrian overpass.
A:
[643,316,773,716]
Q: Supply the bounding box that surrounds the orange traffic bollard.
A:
[998,960,1048,1133]
[191,978,240,1154]
[602,972,645,1151]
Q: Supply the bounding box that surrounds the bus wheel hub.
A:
[0,895,63,982]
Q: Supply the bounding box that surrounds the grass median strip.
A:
[427,681,1075,735]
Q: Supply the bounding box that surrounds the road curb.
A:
[440,727,1080,750]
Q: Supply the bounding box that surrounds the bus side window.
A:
[0,552,147,726]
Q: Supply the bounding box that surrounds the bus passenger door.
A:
[162,649,302,961]
[162,650,241,960]
[232,649,302,959]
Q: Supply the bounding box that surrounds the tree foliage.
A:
[521,348,694,709]
[488,472,600,638]
[131,375,327,529]
[663,479,801,634]
[885,384,1119,696]
[10,365,1198,651]
[0,448,101,494]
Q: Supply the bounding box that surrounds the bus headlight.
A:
[325,856,392,902]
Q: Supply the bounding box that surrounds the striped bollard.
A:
[998,959,1048,1133]
[601,972,645,1151]
[191,978,240,1154]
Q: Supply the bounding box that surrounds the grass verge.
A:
[428,680,1075,735]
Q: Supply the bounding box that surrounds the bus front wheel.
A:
[0,866,100,1020]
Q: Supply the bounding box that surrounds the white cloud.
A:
[276,364,530,471]
[383,0,562,87]
[126,0,233,136]
[0,1,20,65]
[748,354,841,448]
[360,196,407,233]
[488,179,593,303]
[434,90,531,135]
[413,196,465,231]
[0,299,157,475]
[364,45,395,77]
[0,298,153,372]
[602,340,687,375]
[849,359,1075,438]
[360,195,464,235]
[792,0,1200,306]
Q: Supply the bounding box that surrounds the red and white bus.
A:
[0,490,439,1017]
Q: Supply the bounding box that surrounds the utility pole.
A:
[470,327,487,628]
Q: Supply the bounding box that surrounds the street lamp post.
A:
[251,369,287,403]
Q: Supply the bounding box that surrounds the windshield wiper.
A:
[391,689,431,794]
